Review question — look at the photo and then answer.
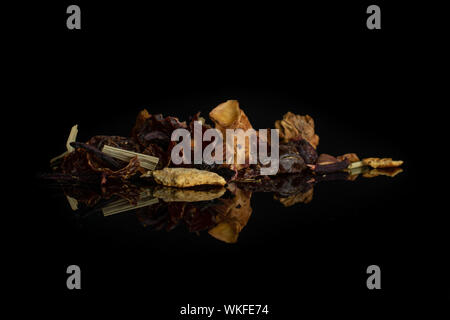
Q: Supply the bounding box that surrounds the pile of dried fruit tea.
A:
[46,100,403,187]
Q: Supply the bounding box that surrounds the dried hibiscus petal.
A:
[70,142,121,170]
[131,109,187,150]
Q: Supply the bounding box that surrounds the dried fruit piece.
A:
[337,153,359,163]
[152,168,226,187]
[277,138,317,174]
[130,109,151,139]
[275,112,319,148]
[362,158,403,168]
[307,159,350,173]
[317,153,338,165]
[291,139,318,164]
[209,100,254,170]
[71,142,121,170]
[130,110,187,150]
[209,100,252,133]
[279,153,306,174]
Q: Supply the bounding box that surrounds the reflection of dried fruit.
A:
[62,181,143,210]
[237,173,314,198]
[89,156,141,182]
[362,158,403,168]
[153,168,226,187]
[275,112,319,148]
[275,188,314,207]
[208,186,252,243]
[153,185,226,202]
[346,165,370,177]
[347,161,364,169]
[337,153,359,163]
[363,167,403,178]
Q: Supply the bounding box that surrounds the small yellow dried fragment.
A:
[362,158,403,169]
[152,168,226,188]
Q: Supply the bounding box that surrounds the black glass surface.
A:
[14,1,447,317]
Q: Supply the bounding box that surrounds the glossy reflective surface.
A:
[47,167,404,244]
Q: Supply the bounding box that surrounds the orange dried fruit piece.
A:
[209,100,254,170]
[209,100,252,132]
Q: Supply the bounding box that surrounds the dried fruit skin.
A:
[209,100,253,170]
[275,112,319,148]
[317,153,338,165]
[308,159,350,173]
[87,156,141,181]
[131,110,187,151]
[337,153,360,163]
[290,139,317,165]
[59,137,143,184]
[277,138,317,174]
[279,153,306,174]
[209,100,252,132]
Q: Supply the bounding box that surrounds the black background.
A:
[11,1,448,317]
